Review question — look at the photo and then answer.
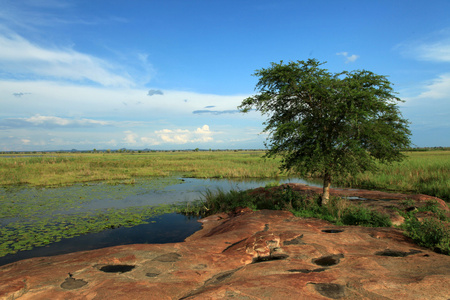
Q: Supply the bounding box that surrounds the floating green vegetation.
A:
[0,204,184,257]
[0,177,182,220]
[0,177,186,257]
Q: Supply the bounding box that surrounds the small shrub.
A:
[189,185,392,228]
[399,202,450,255]
[199,188,257,215]
[186,186,449,256]
[341,205,392,227]
[421,200,449,221]
[265,181,280,188]
[403,217,450,255]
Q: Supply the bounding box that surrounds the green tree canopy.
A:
[239,59,411,204]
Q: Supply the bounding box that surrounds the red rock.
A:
[1,207,450,299]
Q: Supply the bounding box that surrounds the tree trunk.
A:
[321,172,332,206]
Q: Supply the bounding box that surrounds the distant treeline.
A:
[403,147,450,152]
[0,149,264,155]
[1,147,449,155]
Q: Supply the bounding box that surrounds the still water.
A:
[0,177,320,266]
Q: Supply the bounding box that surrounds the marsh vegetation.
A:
[1,150,448,200]
[0,150,449,260]
[0,151,285,187]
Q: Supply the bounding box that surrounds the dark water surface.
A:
[0,177,320,267]
[0,213,200,266]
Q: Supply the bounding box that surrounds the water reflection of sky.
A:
[0,213,201,267]
[0,177,322,266]
[85,177,322,210]
[0,177,322,222]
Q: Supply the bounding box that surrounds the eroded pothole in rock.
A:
[152,252,181,262]
[60,277,88,290]
[283,234,305,246]
[312,283,346,299]
[312,254,344,267]
[179,268,243,300]
[252,253,289,264]
[321,229,344,233]
[288,267,327,273]
[98,264,135,273]
[375,249,422,257]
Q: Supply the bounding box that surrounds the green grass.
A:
[0,151,286,187]
[332,151,450,201]
[185,185,450,255]
[395,200,450,255]
[1,150,448,200]
[402,217,450,255]
[186,185,392,228]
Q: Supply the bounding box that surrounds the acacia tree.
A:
[239,59,411,205]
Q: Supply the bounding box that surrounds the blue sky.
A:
[1,0,449,151]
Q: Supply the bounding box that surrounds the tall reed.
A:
[0,151,285,187]
[332,151,450,201]
[1,150,448,201]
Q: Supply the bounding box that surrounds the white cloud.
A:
[123,131,138,144]
[414,73,450,99]
[155,128,190,144]
[140,136,161,146]
[0,30,133,87]
[0,80,249,120]
[0,78,255,150]
[415,40,450,62]
[152,125,213,145]
[28,115,69,126]
[336,52,359,63]
[0,114,111,129]
[397,29,450,62]
[194,125,213,142]
[195,125,210,134]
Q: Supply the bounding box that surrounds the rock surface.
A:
[1,186,450,299]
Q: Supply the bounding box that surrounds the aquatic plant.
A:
[0,177,185,257]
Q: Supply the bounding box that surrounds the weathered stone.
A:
[1,187,450,299]
[60,277,88,290]
[312,282,346,299]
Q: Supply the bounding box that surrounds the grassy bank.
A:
[184,185,450,255]
[333,151,450,201]
[1,150,449,200]
[187,185,392,227]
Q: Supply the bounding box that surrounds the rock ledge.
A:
[2,204,450,299]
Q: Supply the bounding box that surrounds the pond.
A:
[0,177,320,266]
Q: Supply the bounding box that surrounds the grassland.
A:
[334,150,450,201]
[0,149,449,200]
[0,151,284,187]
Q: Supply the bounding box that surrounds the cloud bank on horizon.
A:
[0,1,449,151]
